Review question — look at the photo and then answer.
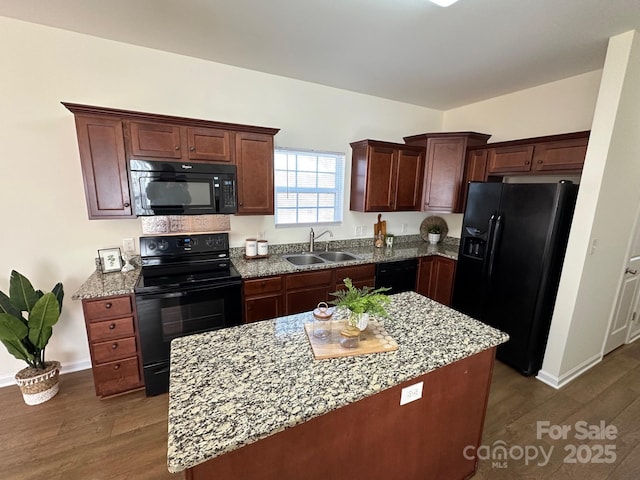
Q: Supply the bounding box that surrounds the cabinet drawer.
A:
[91,336,138,364]
[93,357,142,397]
[335,264,375,285]
[83,296,133,321]
[285,269,334,289]
[88,317,135,342]
[244,276,283,296]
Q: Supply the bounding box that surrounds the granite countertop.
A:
[72,237,459,299]
[71,268,141,300]
[232,239,459,279]
[166,291,508,473]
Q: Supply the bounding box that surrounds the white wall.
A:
[542,31,640,384]
[0,17,443,383]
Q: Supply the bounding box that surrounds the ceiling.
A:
[2,0,640,109]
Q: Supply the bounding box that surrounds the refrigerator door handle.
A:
[482,213,497,279]
[487,213,503,281]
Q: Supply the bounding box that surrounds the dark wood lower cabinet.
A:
[81,294,144,397]
[186,347,496,480]
[417,256,456,306]
[285,269,335,315]
[243,276,284,323]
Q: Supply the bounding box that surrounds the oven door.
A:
[135,280,242,395]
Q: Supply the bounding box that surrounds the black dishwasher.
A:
[375,258,418,294]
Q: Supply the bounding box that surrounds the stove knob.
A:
[205,237,215,247]
[158,239,169,251]
[147,241,157,251]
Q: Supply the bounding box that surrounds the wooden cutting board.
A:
[304,319,398,359]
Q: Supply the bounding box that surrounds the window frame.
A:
[273,147,346,228]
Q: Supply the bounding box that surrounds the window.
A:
[274,148,345,226]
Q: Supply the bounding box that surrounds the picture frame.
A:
[98,248,123,273]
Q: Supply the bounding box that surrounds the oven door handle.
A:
[135,280,242,300]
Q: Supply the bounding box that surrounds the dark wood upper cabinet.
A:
[350,139,425,212]
[235,132,275,215]
[403,132,491,214]
[128,121,182,159]
[470,130,590,181]
[72,115,133,219]
[63,102,279,219]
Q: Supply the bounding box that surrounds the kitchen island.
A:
[167,291,508,479]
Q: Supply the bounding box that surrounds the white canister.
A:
[257,240,269,256]
[245,238,257,257]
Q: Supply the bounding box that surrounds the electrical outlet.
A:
[401,223,408,234]
[590,238,598,255]
[400,381,423,406]
[361,225,368,236]
[355,226,363,236]
[123,237,136,253]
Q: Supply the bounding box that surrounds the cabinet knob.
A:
[537,159,543,164]
[109,323,116,330]
[123,202,130,208]
[113,363,120,370]
[190,146,195,151]
[175,146,180,150]
[524,160,530,165]
[111,343,118,350]
[105,302,112,309]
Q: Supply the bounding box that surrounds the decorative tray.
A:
[420,215,449,241]
[304,319,398,360]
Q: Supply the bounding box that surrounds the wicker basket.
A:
[15,361,60,406]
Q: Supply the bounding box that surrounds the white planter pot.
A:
[428,233,441,244]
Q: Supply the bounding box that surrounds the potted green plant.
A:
[330,278,390,348]
[0,270,64,405]
[428,225,441,244]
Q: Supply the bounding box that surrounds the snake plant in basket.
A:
[0,270,64,405]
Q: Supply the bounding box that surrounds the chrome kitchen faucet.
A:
[309,228,333,252]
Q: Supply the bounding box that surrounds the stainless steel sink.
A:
[282,251,359,267]
[282,253,326,266]
[317,251,358,262]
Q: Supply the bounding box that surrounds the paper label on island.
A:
[304,319,398,360]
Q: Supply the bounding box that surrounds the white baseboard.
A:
[0,360,92,389]
[536,353,602,389]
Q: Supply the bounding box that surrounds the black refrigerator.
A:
[452,180,578,376]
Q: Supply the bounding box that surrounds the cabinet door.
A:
[285,270,335,315]
[235,132,275,215]
[243,276,284,323]
[74,115,133,219]
[365,146,398,212]
[416,257,456,306]
[395,148,424,211]
[422,137,466,212]
[460,149,488,213]
[334,264,376,291]
[532,137,588,172]
[364,145,397,212]
[486,145,534,174]
[129,121,182,159]
[187,127,233,162]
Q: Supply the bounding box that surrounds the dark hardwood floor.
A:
[1,340,638,479]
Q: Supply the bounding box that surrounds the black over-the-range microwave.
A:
[129,159,237,216]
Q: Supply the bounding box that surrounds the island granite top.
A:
[167,291,508,473]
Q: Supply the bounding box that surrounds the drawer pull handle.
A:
[113,363,120,370]
[105,302,112,309]
[111,343,118,350]
[626,268,638,275]
[109,323,116,330]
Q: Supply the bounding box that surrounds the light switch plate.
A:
[400,381,423,405]
[122,237,135,253]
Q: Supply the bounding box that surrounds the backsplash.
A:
[229,234,459,257]
[141,215,230,234]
